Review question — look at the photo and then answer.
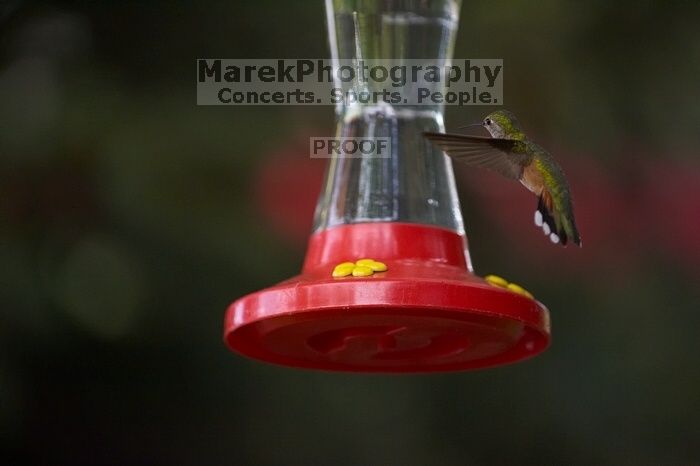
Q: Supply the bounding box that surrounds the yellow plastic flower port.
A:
[484,274,508,288]
[356,258,388,272]
[352,265,374,277]
[332,263,355,277]
[332,259,388,278]
[506,283,534,300]
[484,274,534,299]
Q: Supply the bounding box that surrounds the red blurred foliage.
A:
[639,159,700,264]
[256,135,700,274]
[458,145,700,275]
[254,135,325,245]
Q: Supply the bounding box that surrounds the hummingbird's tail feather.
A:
[535,191,582,247]
[534,192,582,247]
[535,194,564,245]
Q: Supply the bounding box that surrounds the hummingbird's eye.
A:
[484,118,491,126]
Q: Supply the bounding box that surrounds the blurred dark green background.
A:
[1,1,700,465]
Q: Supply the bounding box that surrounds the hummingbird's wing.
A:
[423,132,530,180]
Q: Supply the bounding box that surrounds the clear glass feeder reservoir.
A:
[224,0,550,372]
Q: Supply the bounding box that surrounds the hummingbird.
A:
[424,110,581,246]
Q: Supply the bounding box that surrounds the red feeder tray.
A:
[224,223,550,373]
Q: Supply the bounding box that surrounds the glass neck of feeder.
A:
[313,0,465,233]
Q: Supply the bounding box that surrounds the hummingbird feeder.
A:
[223,0,550,372]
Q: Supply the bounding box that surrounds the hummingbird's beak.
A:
[457,122,483,130]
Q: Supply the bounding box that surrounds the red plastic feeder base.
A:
[224,223,550,373]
